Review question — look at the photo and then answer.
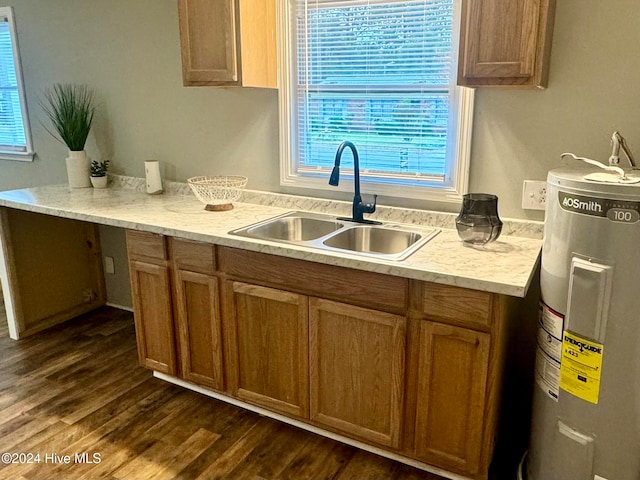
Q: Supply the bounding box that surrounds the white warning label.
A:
[535,300,564,401]
[535,345,560,401]
[538,324,562,362]
[540,301,564,340]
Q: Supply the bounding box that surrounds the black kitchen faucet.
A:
[329,141,380,224]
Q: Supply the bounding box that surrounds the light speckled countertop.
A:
[0,177,542,297]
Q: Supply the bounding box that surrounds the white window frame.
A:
[0,6,34,162]
[277,0,473,203]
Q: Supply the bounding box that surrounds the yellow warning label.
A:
[559,331,604,404]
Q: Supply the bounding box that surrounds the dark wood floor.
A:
[0,306,446,480]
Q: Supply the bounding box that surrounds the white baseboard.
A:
[105,302,134,312]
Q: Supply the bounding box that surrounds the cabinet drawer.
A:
[418,282,493,330]
[170,238,216,275]
[126,230,167,261]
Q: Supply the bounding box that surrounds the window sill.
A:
[0,151,35,162]
[280,173,465,203]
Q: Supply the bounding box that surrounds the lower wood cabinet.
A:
[126,236,515,480]
[309,298,406,449]
[223,281,309,418]
[126,232,222,384]
[173,269,223,390]
[129,258,177,375]
[414,322,490,476]
[169,236,223,390]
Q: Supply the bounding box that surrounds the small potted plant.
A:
[90,159,109,189]
[40,83,95,188]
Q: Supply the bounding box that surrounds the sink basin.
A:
[244,215,344,242]
[229,211,439,261]
[230,212,344,243]
[322,226,423,255]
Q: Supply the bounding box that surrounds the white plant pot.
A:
[66,150,91,188]
[90,176,108,189]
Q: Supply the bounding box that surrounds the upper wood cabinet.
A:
[177,0,277,88]
[457,0,556,88]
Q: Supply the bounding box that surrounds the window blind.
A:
[0,16,27,152]
[295,0,454,182]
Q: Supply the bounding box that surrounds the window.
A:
[279,0,473,202]
[0,6,33,161]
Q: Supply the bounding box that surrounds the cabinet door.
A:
[309,298,406,449]
[224,281,309,418]
[414,322,490,476]
[174,270,223,390]
[178,0,240,86]
[458,0,555,87]
[238,0,277,88]
[129,260,176,375]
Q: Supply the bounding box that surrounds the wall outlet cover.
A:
[522,180,547,211]
[104,256,115,275]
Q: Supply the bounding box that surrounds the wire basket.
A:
[187,175,248,211]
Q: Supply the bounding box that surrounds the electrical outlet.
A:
[104,256,115,275]
[82,289,96,303]
[522,180,547,211]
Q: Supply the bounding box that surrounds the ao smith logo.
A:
[562,196,603,213]
[558,192,608,217]
[564,334,602,354]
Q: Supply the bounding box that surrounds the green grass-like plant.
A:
[40,84,95,152]
[90,159,110,177]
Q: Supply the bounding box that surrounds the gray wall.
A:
[98,225,132,309]
[5,0,640,219]
[2,0,639,303]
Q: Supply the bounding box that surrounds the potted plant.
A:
[40,84,95,188]
[90,159,109,189]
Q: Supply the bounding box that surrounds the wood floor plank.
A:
[193,417,278,480]
[18,387,193,479]
[278,434,356,480]
[170,408,264,479]
[0,305,450,480]
[227,423,313,480]
[112,428,219,480]
[0,378,177,462]
[0,377,64,419]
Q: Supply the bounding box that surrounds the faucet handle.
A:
[363,194,377,214]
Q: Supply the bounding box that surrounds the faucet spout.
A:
[329,141,380,224]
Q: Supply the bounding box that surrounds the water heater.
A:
[526,167,640,479]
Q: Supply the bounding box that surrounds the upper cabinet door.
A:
[458,0,556,88]
[178,0,240,86]
[237,0,277,88]
[177,0,277,88]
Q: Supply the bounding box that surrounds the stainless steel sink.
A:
[322,226,422,255]
[229,212,344,244]
[242,215,344,242]
[229,211,439,261]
